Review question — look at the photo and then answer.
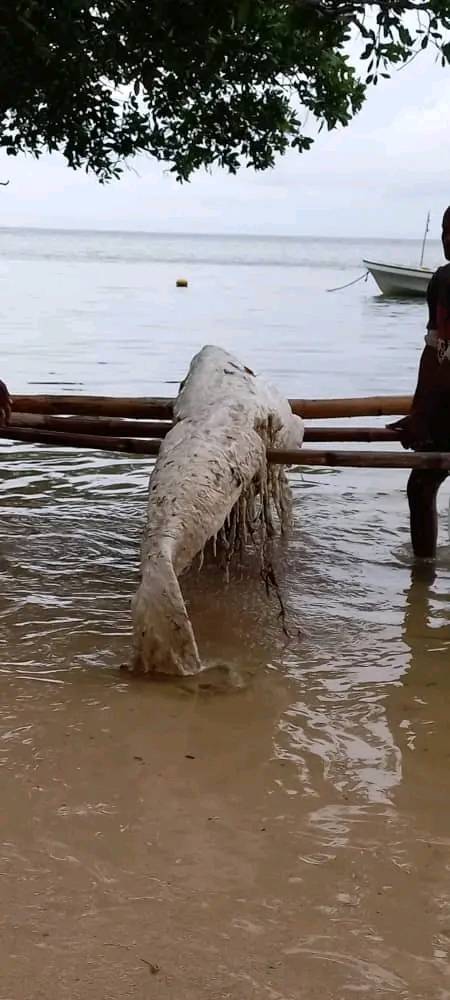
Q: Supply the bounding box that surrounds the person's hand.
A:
[387,412,431,451]
[0,380,11,426]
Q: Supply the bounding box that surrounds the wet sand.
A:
[2,640,450,1000]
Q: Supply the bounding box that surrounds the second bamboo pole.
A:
[2,427,449,470]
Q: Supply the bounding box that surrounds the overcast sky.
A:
[0,48,449,239]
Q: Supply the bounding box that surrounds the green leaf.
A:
[0,0,448,180]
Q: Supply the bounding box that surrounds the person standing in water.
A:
[391,206,450,558]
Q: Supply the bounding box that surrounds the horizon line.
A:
[0,223,438,243]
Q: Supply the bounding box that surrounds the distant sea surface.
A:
[0,227,442,395]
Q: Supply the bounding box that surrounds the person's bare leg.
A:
[407,469,448,558]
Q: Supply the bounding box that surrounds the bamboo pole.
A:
[267,448,450,470]
[10,413,171,438]
[303,426,399,443]
[11,393,413,421]
[0,426,161,455]
[8,416,402,443]
[11,394,174,419]
[9,417,400,443]
[289,395,412,419]
[2,426,450,470]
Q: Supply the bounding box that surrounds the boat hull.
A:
[363,259,433,297]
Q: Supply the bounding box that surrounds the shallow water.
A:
[1,228,450,999]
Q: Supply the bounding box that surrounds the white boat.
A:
[363,259,433,297]
[363,211,436,297]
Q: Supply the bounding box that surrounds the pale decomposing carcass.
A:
[131,346,304,675]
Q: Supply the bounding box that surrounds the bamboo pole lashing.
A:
[11,393,414,421]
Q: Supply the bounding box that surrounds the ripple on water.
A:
[0,231,450,996]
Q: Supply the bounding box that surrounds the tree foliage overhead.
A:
[1,1,449,181]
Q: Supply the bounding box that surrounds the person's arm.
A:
[0,380,11,425]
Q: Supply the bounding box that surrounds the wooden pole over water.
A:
[11,393,413,421]
[7,416,401,443]
[2,427,450,470]
[0,426,162,455]
[267,449,450,470]
[10,413,172,438]
[303,426,399,443]
[11,394,175,420]
[289,395,412,419]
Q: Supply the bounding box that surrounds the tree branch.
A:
[297,0,436,11]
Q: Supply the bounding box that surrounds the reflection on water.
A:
[1,229,450,998]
